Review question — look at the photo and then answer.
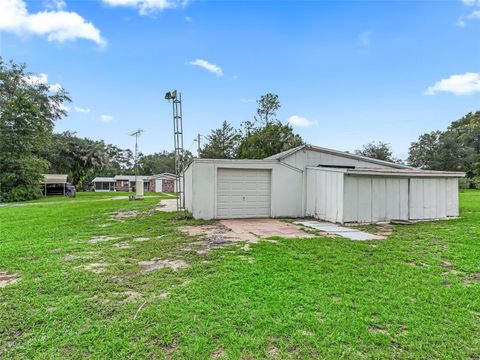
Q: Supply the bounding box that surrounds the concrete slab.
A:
[220,219,315,239]
[155,199,178,212]
[180,219,315,255]
[294,220,384,241]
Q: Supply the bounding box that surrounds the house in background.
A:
[91,173,177,193]
[184,144,465,223]
[150,173,177,193]
[113,175,151,192]
[91,177,116,192]
[42,174,68,196]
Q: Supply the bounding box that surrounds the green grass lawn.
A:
[7,191,171,204]
[1,191,479,358]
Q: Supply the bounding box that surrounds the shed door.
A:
[155,180,162,192]
[216,168,271,218]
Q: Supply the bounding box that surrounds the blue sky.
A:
[1,0,480,159]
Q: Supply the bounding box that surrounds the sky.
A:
[1,0,480,159]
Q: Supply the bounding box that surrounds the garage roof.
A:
[42,174,68,184]
[307,166,465,178]
[265,144,413,170]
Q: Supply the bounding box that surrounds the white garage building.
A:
[183,145,464,223]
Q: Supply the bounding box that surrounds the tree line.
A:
[1,57,480,201]
[0,59,190,201]
[200,93,303,159]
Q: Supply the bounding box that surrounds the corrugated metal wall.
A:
[343,176,409,223]
[305,169,344,223]
[409,178,459,219]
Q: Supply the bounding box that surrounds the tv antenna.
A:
[129,129,143,196]
[165,90,185,211]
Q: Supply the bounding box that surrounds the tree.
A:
[0,58,70,202]
[138,150,193,175]
[138,151,175,174]
[200,121,241,159]
[105,145,135,175]
[237,122,304,159]
[255,93,281,125]
[408,112,480,187]
[237,93,304,159]
[354,141,401,163]
[407,131,443,169]
[44,132,110,190]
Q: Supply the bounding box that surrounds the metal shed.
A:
[183,145,464,223]
[305,167,463,223]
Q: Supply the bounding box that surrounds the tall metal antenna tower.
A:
[165,90,185,211]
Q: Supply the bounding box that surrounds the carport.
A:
[42,174,68,196]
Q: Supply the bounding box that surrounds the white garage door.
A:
[216,168,271,218]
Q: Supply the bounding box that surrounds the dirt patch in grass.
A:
[181,224,249,254]
[78,262,109,273]
[117,290,142,303]
[211,346,225,358]
[64,251,100,262]
[114,210,139,221]
[440,260,454,268]
[89,236,120,244]
[268,343,280,358]
[0,271,19,288]
[158,340,177,357]
[369,324,388,334]
[134,237,150,242]
[113,242,131,249]
[138,259,189,273]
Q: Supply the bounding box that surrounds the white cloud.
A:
[100,114,113,122]
[43,0,66,11]
[468,10,480,18]
[357,30,372,48]
[75,107,91,113]
[24,72,62,92]
[457,16,467,27]
[187,59,223,76]
[102,0,188,15]
[287,115,317,128]
[425,72,480,95]
[61,104,71,113]
[0,0,105,45]
[458,0,480,26]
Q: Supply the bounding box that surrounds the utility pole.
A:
[194,133,201,157]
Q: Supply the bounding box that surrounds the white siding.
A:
[446,178,459,217]
[183,165,193,212]
[186,160,303,220]
[409,178,459,219]
[343,176,409,223]
[305,169,344,223]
